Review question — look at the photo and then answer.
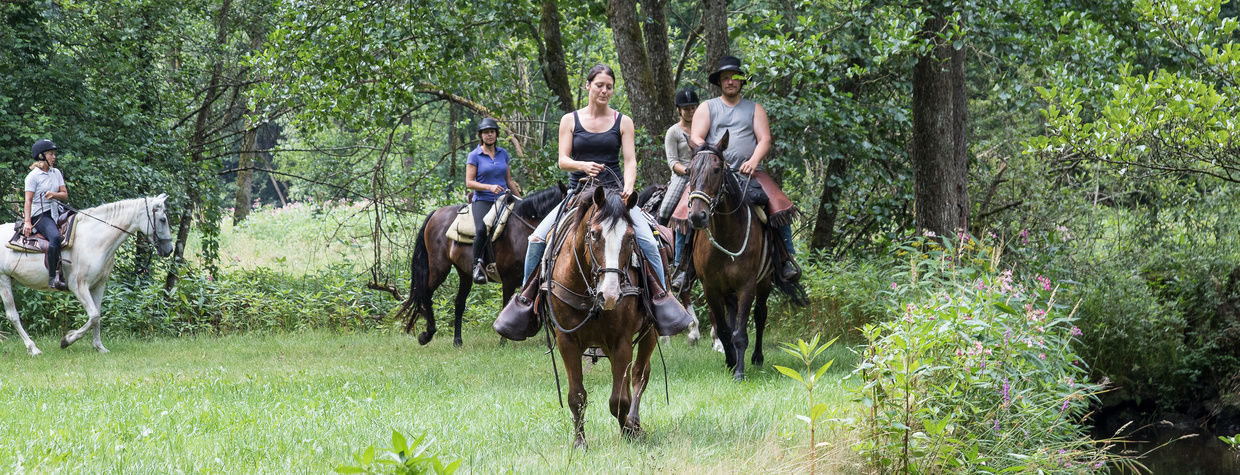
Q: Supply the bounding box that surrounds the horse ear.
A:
[558,182,567,196]
[592,186,605,208]
[624,190,638,210]
[716,130,730,152]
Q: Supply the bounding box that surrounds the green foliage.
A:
[848,235,1122,473]
[335,430,461,475]
[774,334,840,474]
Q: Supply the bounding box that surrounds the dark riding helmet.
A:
[675,88,700,107]
[477,118,500,136]
[31,139,57,160]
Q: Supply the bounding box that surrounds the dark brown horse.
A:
[545,185,656,449]
[684,133,807,380]
[400,185,564,346]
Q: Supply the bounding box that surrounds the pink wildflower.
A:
[1038,353,1047,360]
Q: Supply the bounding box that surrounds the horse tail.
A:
[403,212,434,333]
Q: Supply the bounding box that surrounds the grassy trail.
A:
[0,327,860,473]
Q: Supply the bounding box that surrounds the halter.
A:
[686,150,755,260]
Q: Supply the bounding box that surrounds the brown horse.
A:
[545,185,656,449]
[684,133,807,380]
[399,185,564,346]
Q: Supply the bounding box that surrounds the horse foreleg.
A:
[451,277,471,347]
[707,296,735,369]
[685,303,700,346]
[557,336,589,450]
[62,281,103,352]
[751,286,770,367]
[606,341,635,437]
[0,275,40,355]
[89,282,109,353]
[625,330,656,438]
[730,291,756,381]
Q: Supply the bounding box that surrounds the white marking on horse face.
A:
[597,219,627,310]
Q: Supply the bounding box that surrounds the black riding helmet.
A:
[477,118,500,136]
[675,88,700,107]
[31,139,57,160]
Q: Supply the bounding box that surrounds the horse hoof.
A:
[733,372,746,382]
[573,438,588,450]
[96,347,110,354]
[417,332,432,345]
[622,423,643,440]
[28,347,42,356]
[752,357,764,367]
[453,339,463,348]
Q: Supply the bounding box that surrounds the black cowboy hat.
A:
[708,55,746,86]
[477,117,500,135]
[675,88,700,107]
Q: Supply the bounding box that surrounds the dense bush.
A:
[848,235,1125,473]
[12,264,397,338]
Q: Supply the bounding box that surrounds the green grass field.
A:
[0,328,861,473]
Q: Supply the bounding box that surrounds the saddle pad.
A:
[445,198,516,244]
[6,212,79,254]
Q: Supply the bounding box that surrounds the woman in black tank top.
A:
[568,110,624,188]
[522,64,657,284]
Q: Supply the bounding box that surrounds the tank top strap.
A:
[610,111,622,132]
[573,110,584,132]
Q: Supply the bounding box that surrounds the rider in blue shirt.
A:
[465,118,522,284]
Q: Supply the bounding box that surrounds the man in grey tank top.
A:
[685,55,802,285]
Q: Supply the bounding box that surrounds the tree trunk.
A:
[607,0,675,187]
[167,0,231,292]
[810,154,849,251]
[233,118,257,223]
[642,0,675,107]
[540,0,574,113]
[911,13,968,237]
[701,0,729,95]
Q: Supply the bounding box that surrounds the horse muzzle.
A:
[157,239,174,257]
[688,210,709,230]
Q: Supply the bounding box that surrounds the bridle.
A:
[546,192,640,334]
[686,149,754,260]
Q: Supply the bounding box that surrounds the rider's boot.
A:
[471,259,488,284]
[495,276,542,340]
[47,260,67,291]
[645,260,695,337]
[776,223,801,283]
[494,241,548,340]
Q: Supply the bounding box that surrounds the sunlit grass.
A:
[0,328,861,473]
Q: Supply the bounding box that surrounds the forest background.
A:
[4,0,1240,471]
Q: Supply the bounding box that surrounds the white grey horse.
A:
[0,195,174,355]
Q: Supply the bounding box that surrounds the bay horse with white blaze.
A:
[546,185,656,449]
[400,185,564,346]
[683,133,807,380]
[0,195,174,355]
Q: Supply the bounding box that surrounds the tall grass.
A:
[0,328,861,473]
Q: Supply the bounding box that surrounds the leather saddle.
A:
[6,211,79,254]
[445,195,517,244]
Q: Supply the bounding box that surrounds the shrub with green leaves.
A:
[848,235,1125,473]
[335,430,461,475]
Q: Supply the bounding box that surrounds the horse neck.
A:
[75,201,140,257]
[700,188,763,262]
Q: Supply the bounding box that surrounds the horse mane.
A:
[80,197,150,225]
[573,185,632,230]
[635,184,664,209]
[688,147,754,209]
[512,185,565,220]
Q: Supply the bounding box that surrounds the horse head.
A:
[581,186,637,311]
[687,130,733,230]
[143,194,175,257]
